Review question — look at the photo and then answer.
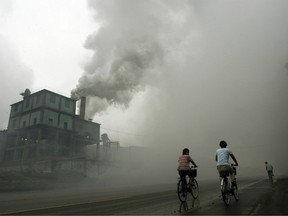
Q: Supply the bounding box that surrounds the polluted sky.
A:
[1,0,288,178]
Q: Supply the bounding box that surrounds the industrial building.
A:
[0,89,100,172]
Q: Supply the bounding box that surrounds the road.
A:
[0,176,286,215]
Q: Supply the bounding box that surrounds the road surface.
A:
[0,176,286,215]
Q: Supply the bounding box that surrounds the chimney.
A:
[80,96,86,120]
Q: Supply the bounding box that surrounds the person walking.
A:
[265,161,274,180]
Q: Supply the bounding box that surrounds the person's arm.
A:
[230,154,238,166]
[215,154,218,162]
[190,158,198,167]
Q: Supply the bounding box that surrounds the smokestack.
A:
[80,96,86,120]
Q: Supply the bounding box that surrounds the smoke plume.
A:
[71,0,198,117]
[71,0,288,176]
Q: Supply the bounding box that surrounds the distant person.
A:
[265,161,274,178]
[215,140,238,183]
[177,148,198,187]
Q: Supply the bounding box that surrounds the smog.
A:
[70,0,288,187]
[1,0,288,189]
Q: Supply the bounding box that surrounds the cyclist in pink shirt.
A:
[177,148,198,187]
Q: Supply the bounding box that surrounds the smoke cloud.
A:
[71,0,198,117]
[73,0,288,178]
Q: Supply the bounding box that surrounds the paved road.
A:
[184,176,288,215]
[0,176,287,215]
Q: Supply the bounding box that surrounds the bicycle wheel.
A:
[221,178,230,206]
[177,179,187,202]
[232,182,239,201]
[191,179,199,199]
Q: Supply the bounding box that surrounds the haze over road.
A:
[1,175,286,215]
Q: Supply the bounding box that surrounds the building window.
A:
[33,118,37,125]
[22,121,26,128]
[36,95,41,104]
[25,98,30,108]
[50,94,56,103]
[13,104,18,112]
[12,119,16,128]
[64,122,68,129]
[65,99,70,108]
[48,118,53,125]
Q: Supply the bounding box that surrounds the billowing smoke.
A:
[71,0,198,117]
[72,0,288,177]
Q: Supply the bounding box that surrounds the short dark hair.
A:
[219,140,227,148]
[182,148,189,155]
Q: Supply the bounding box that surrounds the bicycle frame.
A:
[177,167,199,202]
[219,165,239,206]
[220,174,231,191]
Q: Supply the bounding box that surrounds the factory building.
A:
[1,89,100,172]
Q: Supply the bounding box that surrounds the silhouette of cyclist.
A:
[215,140,238,183]
[177,148,198,187]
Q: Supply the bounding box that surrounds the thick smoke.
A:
[71,0,197,117]
[72,0,288,178]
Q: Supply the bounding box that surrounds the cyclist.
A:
[177,148,198,188]
[215,140,238,184]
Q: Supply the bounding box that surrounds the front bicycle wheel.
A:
[221,178,230,206]
[177,179,187,202]
[191,179,199,199]
[232,182,239,201]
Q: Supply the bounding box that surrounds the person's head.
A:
[182,148,190,155]
[219,140,227,148]
[265,161,268,164]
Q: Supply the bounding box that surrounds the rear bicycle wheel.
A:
[221,178,230,206]
[177,179,187,202]
[191,179,199,199]
[232,182,239,201]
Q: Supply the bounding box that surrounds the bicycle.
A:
[219,164,239,206]
[177,167,199,202]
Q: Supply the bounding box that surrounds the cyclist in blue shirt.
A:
[215,140,238,183]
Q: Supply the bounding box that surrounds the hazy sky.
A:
[1,0,288,177]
